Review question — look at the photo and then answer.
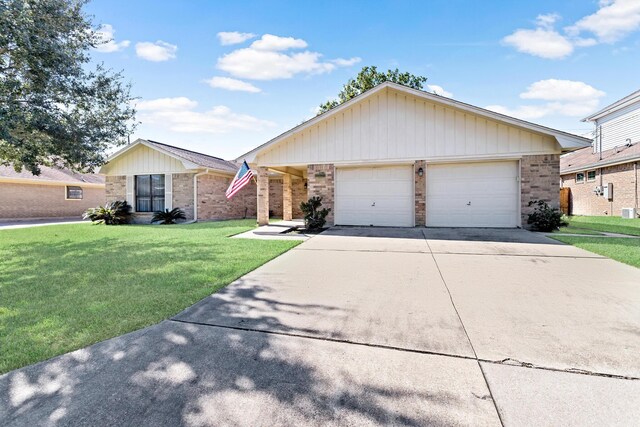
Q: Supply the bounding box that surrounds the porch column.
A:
[283,173,293,221]
[256,167,269,225]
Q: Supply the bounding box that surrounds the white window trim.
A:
[575,172,585,184]
[65,185,83,200]
[586,170,597,182]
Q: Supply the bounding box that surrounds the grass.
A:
[549,235,640,268]
[0,220,300,374]
[553,226,604,236]
[563,215,640,236]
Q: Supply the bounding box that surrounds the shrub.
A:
[152,208,186,225]
[300,196,331,230]
[527,200,567,231]
[83,201,132,225]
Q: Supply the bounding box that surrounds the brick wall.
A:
[105,175,126,203]
[196,173,257,221]
[0,182,105,220]
[307,164,335,225]
[521,154,560,228]
[172,173,195,220]
[561,162,639,216]
[292,177,306,219]
[414,160,426,226]
[268,178,283,217]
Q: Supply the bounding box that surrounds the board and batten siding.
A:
[595,101,640,153]
[256,87,559,166]
[102,143,188,175]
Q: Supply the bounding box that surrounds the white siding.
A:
[256,87,559,166]
[596,101,640,152]
[103,144,187,175]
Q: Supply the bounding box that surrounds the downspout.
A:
[635,162,638,211]
[193,169,210,222]
[598,125,603,161]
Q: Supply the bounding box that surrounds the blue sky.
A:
[86,0,640,160]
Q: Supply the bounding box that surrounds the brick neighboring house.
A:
[99,139,305,224]
[238,82,590,228]
[560,89,640,217]
[0,164,105,220]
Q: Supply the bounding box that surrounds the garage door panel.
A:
[336,166,414,227]
[427,161,519,228]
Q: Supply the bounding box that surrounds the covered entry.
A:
[335,165,414,227]
[427,161,519,227]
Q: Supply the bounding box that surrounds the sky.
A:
[85,0,640,160]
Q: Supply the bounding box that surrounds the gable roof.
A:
[0,164,105,186]
[238,81,591,163]
[560,142,640,174]
[100,139,239,174]
[583,89,640,122]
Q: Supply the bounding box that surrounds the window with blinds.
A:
[135,174,165,212]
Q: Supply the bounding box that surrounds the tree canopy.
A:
[0,0,136,174]
[318,66,428,114]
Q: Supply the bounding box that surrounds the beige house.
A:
[0,164,105,220]
[239,82,591,228]
[560,89,640,217]
[99,139,305,223]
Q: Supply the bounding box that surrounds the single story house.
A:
[560,89,640,217]
[99,139,306,223]
[239,81,590,228]
[0,164,105,220]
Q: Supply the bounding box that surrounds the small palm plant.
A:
[300,196,331,230]
[152,208,186,225]
[83,201,132,225]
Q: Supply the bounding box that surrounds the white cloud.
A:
[136,97,275,133]
[250,34,307,51]
[503,28,574,59]
[567,0,640,43]
[485,79,605,120]
[504,1,640,59]
[217,31,256,45]
[205,77,261,93]
[94,24,130,53]
[216,33,360,80]
[426,84,453,98]
[135,41,178,62]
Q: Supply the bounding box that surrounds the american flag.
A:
[226,161,254,199]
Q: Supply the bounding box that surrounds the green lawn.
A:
[553,226,604,236]
[562,215,640,236]
[549,235,640,268]
[0,220,300,374]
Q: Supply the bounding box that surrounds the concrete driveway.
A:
[2,228,639,426]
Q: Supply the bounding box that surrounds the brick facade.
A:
[561,162,639,216]
[196,173,257,221]
[268,178,283,217]
[307,164,335,225]
[0,182,105,220]
[414,160,426,226]
[105,176,126,203]
[291,177,306,219]
[172,173,195,220]
[521,154,560,227]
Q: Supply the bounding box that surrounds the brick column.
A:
[307,164,335,225]
[520,154,560,228]
[414,160,426,226]
[256,167,269,225]
[283,174,293,221]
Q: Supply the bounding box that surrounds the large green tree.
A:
[0,0,136,174]
[318,66,428,114]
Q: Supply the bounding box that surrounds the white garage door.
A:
[335,165,414,227]
[427,161,519,227]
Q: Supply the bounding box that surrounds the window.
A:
[587,170,596,182]
[576,172,585,184]
[135,174,165,212]
[66,186,83,200]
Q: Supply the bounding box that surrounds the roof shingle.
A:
[0,164,105,185]
[560,142,640,174]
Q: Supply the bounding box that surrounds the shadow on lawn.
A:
[0,281,475,426]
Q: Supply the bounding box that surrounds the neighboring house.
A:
[239,81,590,228]
[99,139,305,223]
[560,89,640,216]
[0,164,105,220]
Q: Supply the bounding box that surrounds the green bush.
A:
[300,196,331,230]
[152,208,187,225]
[527,200,567,232]
[83,201,132,225]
